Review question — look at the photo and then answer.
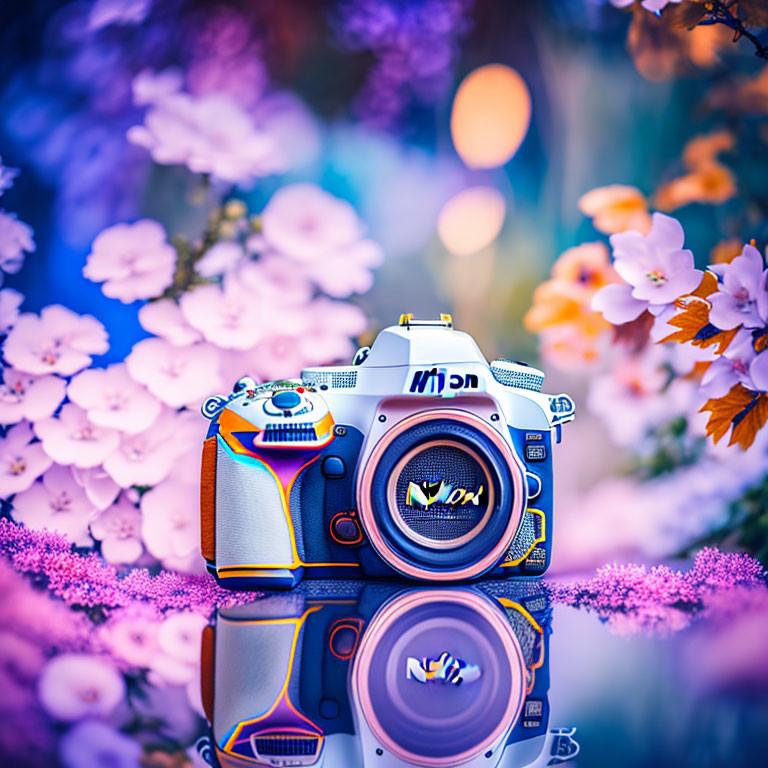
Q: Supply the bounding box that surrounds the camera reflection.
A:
[196,581,579,767]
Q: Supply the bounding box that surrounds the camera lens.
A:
[352,589,526,766]
[357,410,525,580]
[389,440,494,549]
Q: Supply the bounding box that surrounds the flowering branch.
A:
[694,1,768,61]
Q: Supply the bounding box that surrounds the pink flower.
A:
[71,466,120,511]
[592,213,702,324]
[195,241,245,278]
[3,305,108,376]
[103,408,202,488]
[234,256,313,307]
[709,244,766,330]
[99,609,161,668]
[59,719,142,768]
[587,348,670,445]
[11,465,96,545]
[131,67,182,106]
[0,210,35,275]
[126,338,222,408]
[0,287,23,332]
[751,350,768,392]
[127,92,285,183]
[0,369,66,424]
[68,363,161,434]
[179,282,270,349]
[701,329,757,397]
[34,403,119,468]
[137,299,202,346]
[37,654,125,721]
[149,612,207,685]
[0,422,52,497]
[83,219,176,303]
[140,479,203,573]
[301,238,383,297]
[90,496,143,564]
[261,183,366,262]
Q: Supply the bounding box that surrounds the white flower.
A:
[68,363,162,434]
[11,464,96,546]
[128,91,285,183]
[90,496,143,564]
[38,654,125,721]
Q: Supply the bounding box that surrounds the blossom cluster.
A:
[528,179,768,452]
[550,546,767,635]
[1,163,379,579]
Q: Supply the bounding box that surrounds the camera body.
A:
[199,581,574,768]
[201,315,574,589]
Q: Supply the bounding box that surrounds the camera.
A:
[200,314,574,589]
[197,581,579,768]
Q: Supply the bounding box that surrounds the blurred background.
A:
[3,0,768,573]
[2,3,768,767]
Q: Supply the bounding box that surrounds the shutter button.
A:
[271,390,301,409]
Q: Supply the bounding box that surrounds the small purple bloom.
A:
[0,210,35,275]
[700,328,757,397]
[709,244,766,330]
[59,719,142,768]
[592,213,702,324]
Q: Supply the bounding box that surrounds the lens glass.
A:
[388,440,494,549]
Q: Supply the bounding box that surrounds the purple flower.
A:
[0,519,256,613]
[0,210,35,276]
[127,91,285,184]
[592,213,702,324]
[59,720,142,768]
[0,368,67,425]
[3,306,108,376]
[38,653,125,721]
[89,496,143,565]
[751,349,768,392]
[0,156,19,195]
[549,547,766,635]
[700,328,757,397]
[0,288,23,332]
[0,422,52,498]
[709,244,766,330]
[67,363,162,435]
[11,464,96,546]
[34,403,119,469]
[125,338,222,408]
[83,219,177,304]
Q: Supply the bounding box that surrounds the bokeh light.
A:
[437,186,506,256]
[450,63,531,169]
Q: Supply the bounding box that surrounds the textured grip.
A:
[214,439,296,569]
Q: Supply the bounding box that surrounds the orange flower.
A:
[681,130,734,170]
[525,242,618,368]
[710,238,743,265]
[655,162,736,210]
[578,186,652,235]
[656,132,737,211]
[708,64,768,114]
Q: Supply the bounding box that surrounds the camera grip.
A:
[213,437,297,572]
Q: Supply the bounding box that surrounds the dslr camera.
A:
[197,581,579,768]
[200,314,574,589]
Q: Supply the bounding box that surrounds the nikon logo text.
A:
[409,368,479,395]
[406,480,484,509]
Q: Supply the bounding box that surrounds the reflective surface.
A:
[193,579,768,768]
[198,580,566,768]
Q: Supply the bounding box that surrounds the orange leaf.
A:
[730,392,768,450]
[700,384,768,450]
[660,271,737,353]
